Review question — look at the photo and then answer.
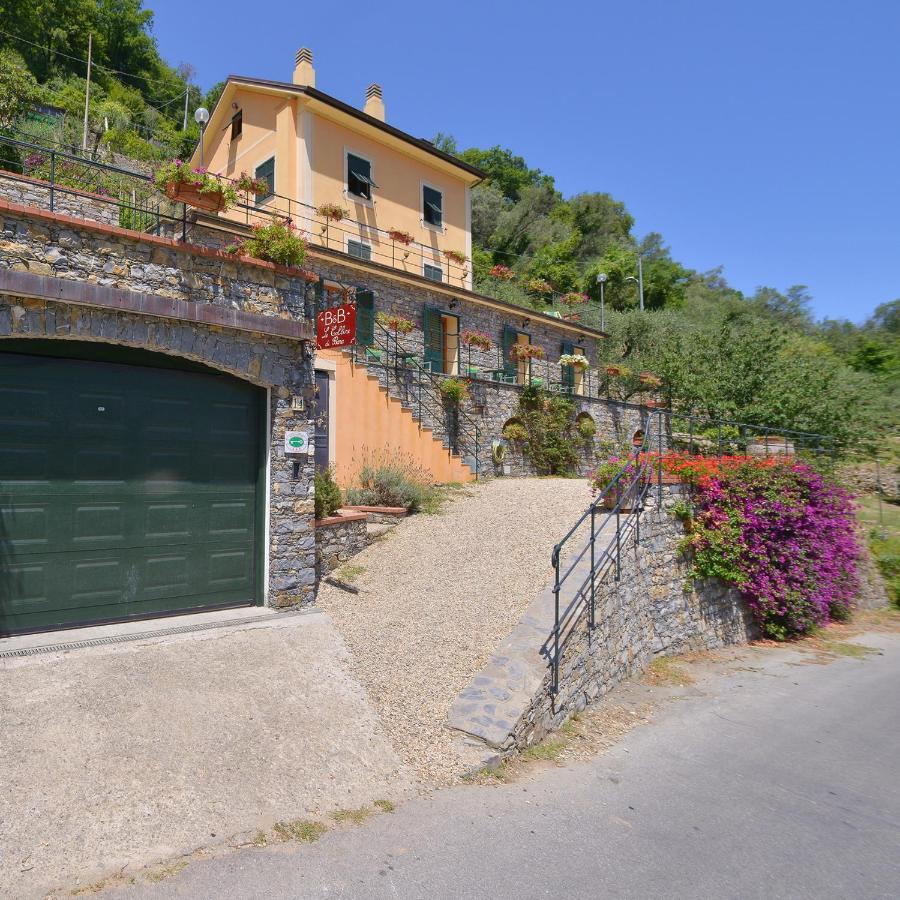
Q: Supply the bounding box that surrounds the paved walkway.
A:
[318,477,592,785]
[0,610,412,898]
[123,629,900,900]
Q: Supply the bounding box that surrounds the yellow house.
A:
[193,48,482,290]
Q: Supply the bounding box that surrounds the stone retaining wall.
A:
[0,174,121,227]
[314,511,369,576]
[449,487,757,754]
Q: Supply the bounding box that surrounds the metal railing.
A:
[349,318,482,476]
[543,410,664,695]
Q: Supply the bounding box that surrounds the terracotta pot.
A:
[165,180,225,213]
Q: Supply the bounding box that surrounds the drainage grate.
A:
[0,609,310,659]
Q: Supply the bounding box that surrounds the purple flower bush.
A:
[680,457,860,639]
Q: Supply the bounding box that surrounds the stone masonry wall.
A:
[0,174,121,227]
[0,202,319,609]
[449,487,757,754]
[314,514,369,577]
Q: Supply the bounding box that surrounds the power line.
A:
[0,27,190,115]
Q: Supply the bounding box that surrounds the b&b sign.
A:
[316,302,356,350]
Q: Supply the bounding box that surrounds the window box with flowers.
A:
[375,311,415,336]
[318,202,350,222]
[387,228,415,245]
[509,344,545,362]
[444,249,467,266]
[559,353,590,372]
[461,330,492,351]
[154,160,238,213]
[438,377,471,406]
[234,172,270,197]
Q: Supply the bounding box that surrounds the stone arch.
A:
[575,411,597,441]
[501,416,528,442]
[0,297,309,392]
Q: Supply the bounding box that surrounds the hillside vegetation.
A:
[0,2,896,454]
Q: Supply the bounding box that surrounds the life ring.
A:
[491,440,507,465]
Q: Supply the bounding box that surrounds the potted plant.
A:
[590,456,639,512]
[375,311,415,335]
[154,160,238,212]
[561,291,590,305]
[559,353,590,371]
[489,264,516,281]
[444,249,467,265]
[387,228,415,245]
[461,330,492,351]
[226,219,306,267]
[639,372,663,389]
[438,377,471,405]
[509,343,545,362]
[317,202,350,222]
[234,171,269,196]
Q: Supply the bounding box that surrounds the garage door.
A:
[0,341,264,635]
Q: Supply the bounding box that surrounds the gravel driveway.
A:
[319,477,591,786]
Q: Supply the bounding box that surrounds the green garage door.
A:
[0,342,265,635]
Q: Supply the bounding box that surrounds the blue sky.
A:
[150,0,897,323]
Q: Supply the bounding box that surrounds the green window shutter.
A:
[423,307,443,373]
[254,156,275,202]
[356,290,375,346]
[561,340,575,388]
[502,325,518,376]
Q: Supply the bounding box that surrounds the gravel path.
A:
[318,477,591,787]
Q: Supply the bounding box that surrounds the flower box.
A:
[164,180,225,213]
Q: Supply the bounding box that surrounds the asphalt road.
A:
[127,631,900,900]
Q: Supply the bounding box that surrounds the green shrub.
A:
[510,384,591,476]
[438,377,470,405]
[314,467,342,520]
[345,455,436,512]
[870,527,900,607]
[577,417,596,439]
[502,421,529,442]
[237,220,307,268]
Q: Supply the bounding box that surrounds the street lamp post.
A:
[194,106,210,165]
[625,254,645,312]
[595,272,608,331]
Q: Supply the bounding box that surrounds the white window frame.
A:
[344,147,375,207]
[423,261,443,283]
[346,236,373,261]
[421,180,445,233]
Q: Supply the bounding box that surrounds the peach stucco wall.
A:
[321,349,474,487]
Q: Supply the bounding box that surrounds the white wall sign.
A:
[284,431,311,454]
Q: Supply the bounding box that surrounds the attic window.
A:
[230,110,242,141]
[347,153,377,200]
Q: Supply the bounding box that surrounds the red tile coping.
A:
[0,196,320,281]
[313,510,369,527]
[342,505,409,516]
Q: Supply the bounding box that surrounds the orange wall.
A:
[309,114,470,287]
[321,349,474,487]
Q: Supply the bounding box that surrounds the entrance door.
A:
[0,342,264,635]
[314,370,330,471]
[441,313,459,376]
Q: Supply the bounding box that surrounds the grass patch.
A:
[643,656,695,686]
[519,737,567,763]
[330,806,373,826]
[144,860,188,883]
[818,639,879,658]
[273,819,328,843]
[250,830,268,847]
[373,798,395,813]
[336,563,366,583]
[462,762,511,783]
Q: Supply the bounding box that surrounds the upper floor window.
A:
[348,239,372,261]
[423,262,443,283]
[230,110,242,141]
[255,157,274,204]
[423,185,443,228]
[347,152,377,201]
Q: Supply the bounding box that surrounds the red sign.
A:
[316,302,357,350]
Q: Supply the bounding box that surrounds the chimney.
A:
[364,83,385,121]
[293,47,315,87]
